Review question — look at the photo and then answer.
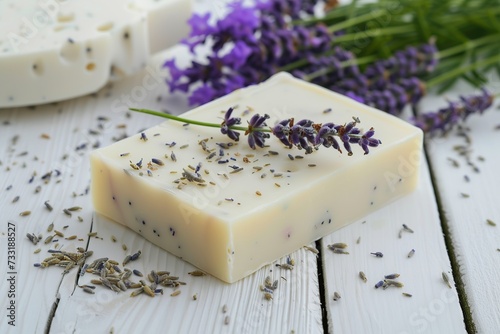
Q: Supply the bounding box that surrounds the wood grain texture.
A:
[0,53,181,334]
[321,154,467,334]
[423,90,500,333]
[51,214,322,334]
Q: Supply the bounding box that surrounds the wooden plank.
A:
[424,90,500,333]
[50,214,322,334]
[321,153,467,333]
[0,100,111,333]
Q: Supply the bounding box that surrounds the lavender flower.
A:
[364,40,438,83]
[189,85,218,106]
[272,119,293,147]
[246,113,271,149]
[314,122,342,153]
[290,119,316,153]
[164,0,335,106]
[327,41,437,115]
[288,40,437,117]
[358,128,382,155]
[220,107,241,141]
[412,89,493,133]
[272,116,381,155]
[258,0,317,21]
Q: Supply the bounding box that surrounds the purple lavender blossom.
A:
[189,85,218,106]
[257,0,317,24]
[220,107,241,141]
[290,119,316,153]
[188,13,215,37]
[222,41,253,68]
[358,128,382,155]
[314,122,342,152]
[272,118,293,147]
[213,2,260,50]
[327,41,437,115]
[272,116,381,155]
[164,0,335,106]
[364,40,438,84]
[412,89,493,133]
[337,120,361,156]
[246,113,270,149]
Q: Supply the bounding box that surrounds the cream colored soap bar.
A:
[90,73,423,283]
[0,0,191,107]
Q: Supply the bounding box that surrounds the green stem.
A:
[437,34,500,59]
[327,9,388,33]
[130,108,224,128]
[426,53,500,88]
[129,108,271,133]
[333,25,416,43]
[304,55,376,81]
[279,58,310,73]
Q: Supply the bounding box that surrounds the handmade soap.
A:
[0,0,191,107]
[90,72,423,283]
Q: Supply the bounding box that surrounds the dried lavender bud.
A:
[412,89,493,134]
[220,107,241,141]
[246,113,270,149]
[384,273,400,279]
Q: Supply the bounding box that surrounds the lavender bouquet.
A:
[163,0,498,134]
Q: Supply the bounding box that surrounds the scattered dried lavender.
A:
[276,255,295,270]
[328,243,349,255]
[373,273,405,290]
[333,291,341,301]
[260,275,278,301]
[442,272,453,289]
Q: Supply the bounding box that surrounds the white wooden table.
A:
[2,10,500,334]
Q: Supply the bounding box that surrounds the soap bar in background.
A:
[90,72,423,283]
[0,0,191,108]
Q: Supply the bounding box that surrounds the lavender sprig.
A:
[412,89,494,134]
[129,107,381,156]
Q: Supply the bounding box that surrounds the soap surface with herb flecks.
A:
[90,72,423,283]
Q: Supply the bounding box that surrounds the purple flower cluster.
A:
[272,117,381,155]
[301,41,438,115]
[412,89,493,133]
[164,0,332,106]
[164,0,494,135]
[245,113,271,149]
[165,0,439,116]
[220,107,241,141]
[222,108,381,154]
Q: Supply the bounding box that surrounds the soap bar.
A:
[0,0,191,108]
[90,72,423,283]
